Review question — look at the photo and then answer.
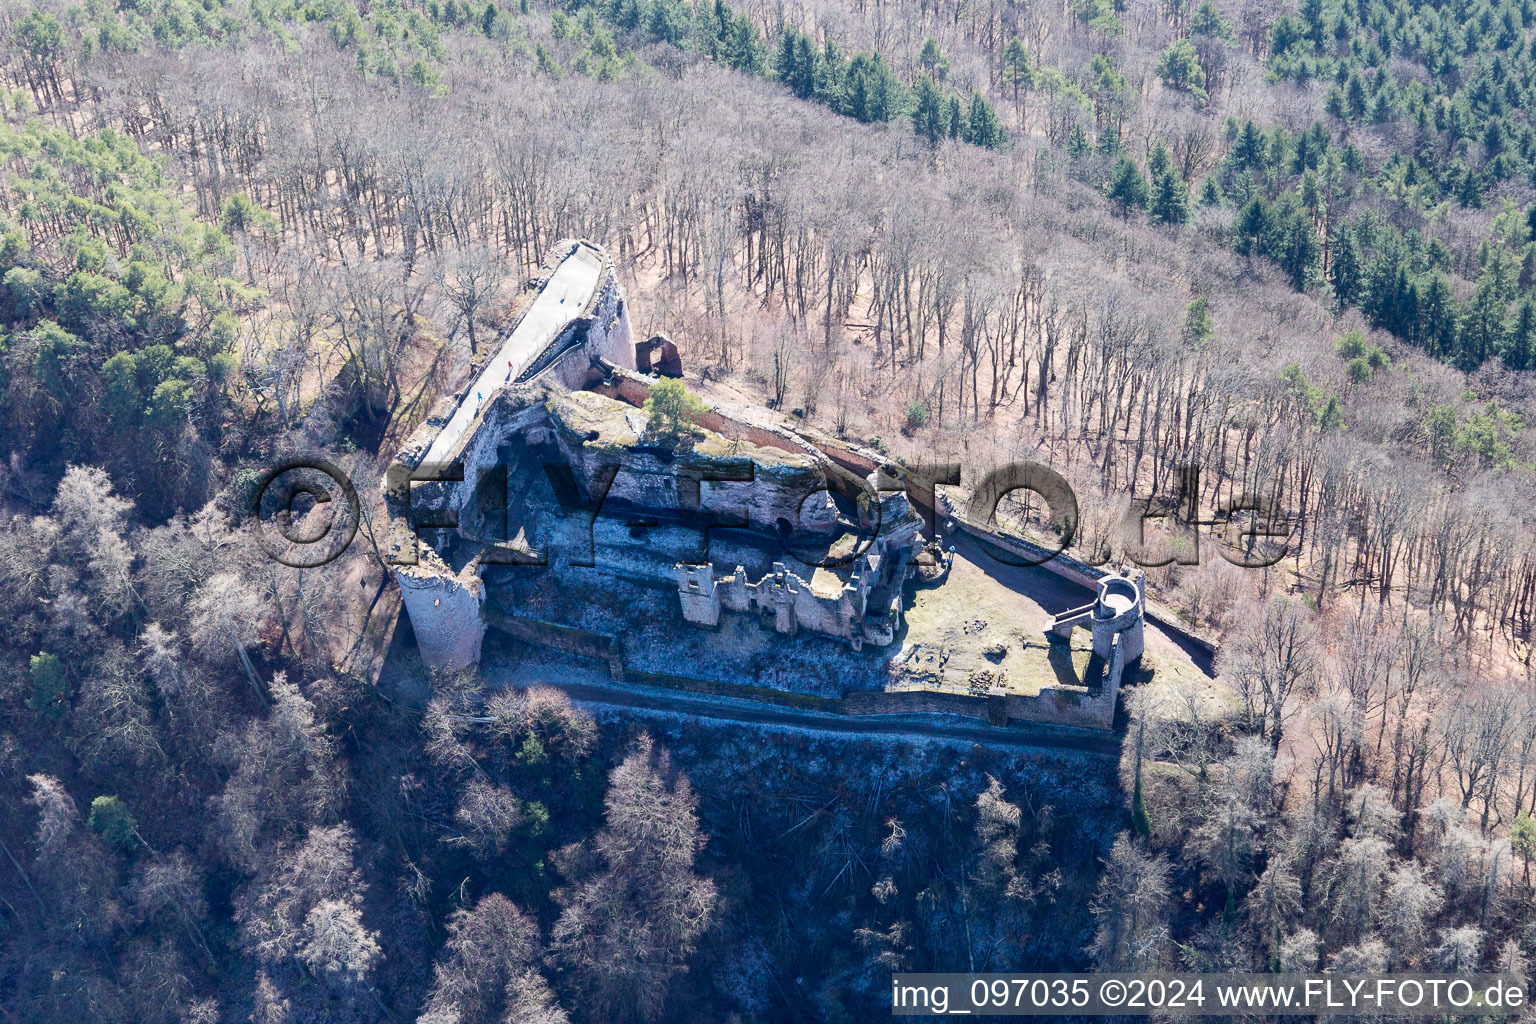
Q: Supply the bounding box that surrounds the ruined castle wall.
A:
[721,568,860,641]
[780,574,854,638]
[487,612,619,661]
[676,564,722,626]
[861,593,899,647]
[598,372,894,512]
[844,690,1010,724]
[1003,684,1117,730]
[547,329,594,391]
[808,438,883,479]
[618,667,843,711]
[685,563,861,643]
[545,299,635,393]
[580,273,635,372]
[487,591,1114,729]
[396,560,486,672]
[710,568,752,616]
[594,373,653,408]
[592,373,919,540]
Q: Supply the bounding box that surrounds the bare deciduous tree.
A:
[436,244,508,357]
[548,734,717,1022]
[1219,596,1318,752]
[419,893,567,1024]
[1089,833,1172,971]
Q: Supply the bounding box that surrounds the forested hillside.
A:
[2,0,1536,1019]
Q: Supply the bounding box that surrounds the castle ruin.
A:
[385,239,1154,731]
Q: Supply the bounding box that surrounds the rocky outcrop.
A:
[545,388,841,536]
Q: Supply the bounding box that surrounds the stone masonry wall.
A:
[580,271,635,373]
[396,557,486,672]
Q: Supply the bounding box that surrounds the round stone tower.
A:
[1090,573,1144,663]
